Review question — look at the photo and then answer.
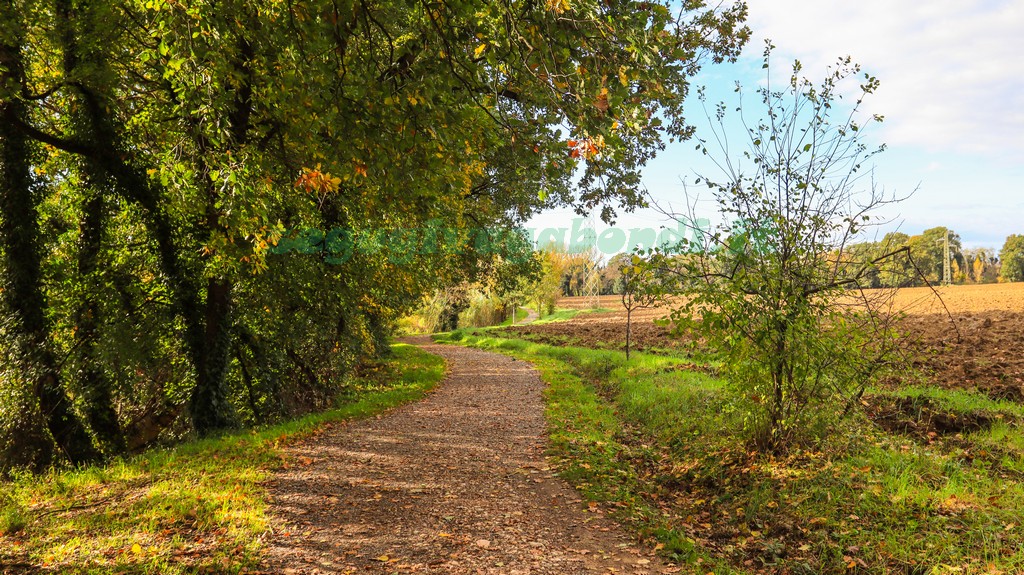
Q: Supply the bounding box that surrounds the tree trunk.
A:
[625,307,632,360]
[189,278,236,434]
[185,33,256,434]
[73,190,125,453]
[236,346,263,423]
[0,23,98,465]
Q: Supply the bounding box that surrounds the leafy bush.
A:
[668,46,906,451]
[0,500,27,535]
[0,373,53,475]
[458,290,508,328]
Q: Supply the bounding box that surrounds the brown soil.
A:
[261,337,670,574]
[863,395,996,439]
[517,285,1024,401]
[901,311,1024,401]
[499,319,681,356]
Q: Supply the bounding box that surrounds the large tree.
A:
[0,0,749,467]
[1000,234,1024,283]
[907,227,962,285]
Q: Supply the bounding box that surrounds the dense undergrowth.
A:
[437,330,1024,575]
[0,344,444,574]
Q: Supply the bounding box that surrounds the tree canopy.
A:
[1000,234,1024,283]
[0,0,748,469]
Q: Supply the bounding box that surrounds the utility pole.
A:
[936,230,951,286]
[581,211,601,308]
[943,230,951,286]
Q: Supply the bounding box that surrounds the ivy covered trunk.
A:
[189,278,236,434]
[0,25,98,465]
[60,0,122,452]
[73,191,125,453]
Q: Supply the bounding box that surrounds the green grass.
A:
[435,331,740,571]
[0,343,445,574]
[436,331,1024,574]
[498,306,531,326]
[878,383,1024,420]
[469,306,615,332]
[530,307,613,325]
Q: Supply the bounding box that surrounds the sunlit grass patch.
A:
[0,343,444,574]
[438,331,1024,574]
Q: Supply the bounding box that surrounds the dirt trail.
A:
[519,307,540,324]
[262,337,666,574]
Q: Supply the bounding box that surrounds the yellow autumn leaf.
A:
[474,43,487,58]
[545,0,570,14]
[131,543,143,554]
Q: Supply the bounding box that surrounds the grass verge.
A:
[435,331,1024,575]
[529,307,613,325]
[0,343,445,574]
[498,307,531,326]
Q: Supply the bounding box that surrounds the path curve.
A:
[262,336,666,574]
[519,307,540,324]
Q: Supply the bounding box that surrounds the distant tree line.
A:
[528,227,1024,301]
[841,228,1023,287]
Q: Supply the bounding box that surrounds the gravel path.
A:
[262,337,668,574]
[519,308,540,324]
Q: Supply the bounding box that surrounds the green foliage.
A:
[670,46,905,451]
[0,343,444,572]
[848,231,1004,287]
[402,252,540,333]
[999,234,1024,282]
[841,232,919,288]
[398,292,452,335]
[907,227,962,284]
[531,247,569,316]
[0,0,750,468]
[488,252,542,318]
[0,373,54,474]
[601,252,633,294]
[447,332,1024,574]
[0,497,28,536]
[620,254,670,359]
[458,289,508,328]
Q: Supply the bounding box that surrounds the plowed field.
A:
[506,284,1024,400]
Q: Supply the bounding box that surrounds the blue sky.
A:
[527,0,1024,252]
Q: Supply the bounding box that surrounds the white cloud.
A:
[744,0,1024,161]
